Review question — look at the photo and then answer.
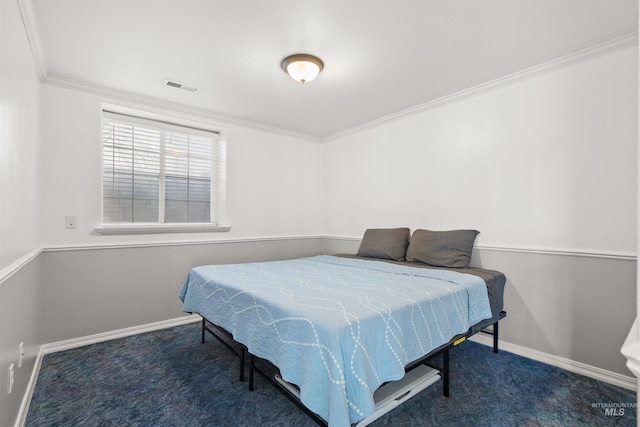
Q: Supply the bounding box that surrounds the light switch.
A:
[65,216,76,229]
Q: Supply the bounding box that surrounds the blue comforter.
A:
[180,255,491,427]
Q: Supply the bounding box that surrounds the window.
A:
[99,110,227,234]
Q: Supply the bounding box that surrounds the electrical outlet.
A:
[65,216,76,229]
[8,363,14,394]
[18,342,24,368]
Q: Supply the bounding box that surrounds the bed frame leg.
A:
[443,348,450,397]
[198,316,254,389]
[239,347,246,382]
[493,321,499,354]
[249,355,255,391]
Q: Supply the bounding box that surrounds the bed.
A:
[179,228,506,427]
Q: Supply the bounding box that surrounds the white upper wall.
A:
[323,46,638,256]
[9,22,639,257]
[0,0,42,270]
[39,85,324,247]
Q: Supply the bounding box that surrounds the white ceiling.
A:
[31,0,638,138]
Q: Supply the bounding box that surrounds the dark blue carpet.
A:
[26,323,637,426]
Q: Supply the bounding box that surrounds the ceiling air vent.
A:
[165,80,199,92]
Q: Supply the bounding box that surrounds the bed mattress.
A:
[338,254,506,332]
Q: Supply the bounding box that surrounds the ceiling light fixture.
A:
[281,54,324,84]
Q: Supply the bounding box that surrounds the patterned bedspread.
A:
[179,255,491,427]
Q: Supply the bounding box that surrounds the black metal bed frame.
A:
[199,310,507,426]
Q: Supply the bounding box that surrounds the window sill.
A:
[94,224,231,235]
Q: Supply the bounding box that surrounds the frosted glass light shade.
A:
[281,54,324,84]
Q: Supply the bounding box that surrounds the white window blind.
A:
[102,111,220,226]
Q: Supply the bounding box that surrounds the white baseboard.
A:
[469,334,638,391]
[15,314,201,427]
[40,314,201,355]
[14,346,43,427]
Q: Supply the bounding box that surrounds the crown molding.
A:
[17,0,47,81]
[323,32,639,142]
[42,74,322,142]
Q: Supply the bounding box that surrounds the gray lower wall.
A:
[475,248,636,377]
[41,238,324,343]
[0,254,42,427]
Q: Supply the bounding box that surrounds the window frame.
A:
[95,105,229,235]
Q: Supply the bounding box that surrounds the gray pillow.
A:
[357,228,410,261]
[406,229,479,268]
